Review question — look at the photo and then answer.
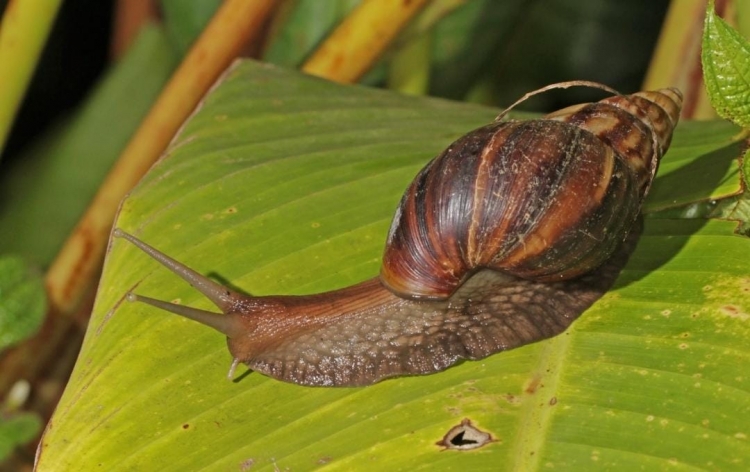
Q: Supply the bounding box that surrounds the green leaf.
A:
[429,0,525,100]
[0,413,42,461]
[0,24,178,266]
[160,0,222,55]
[0,256,46,351]
[38,62,750,470]
[263,0,361,67]
[702,0,750,128]
[262,0,389,87]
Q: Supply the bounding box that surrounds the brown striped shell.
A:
[381,88,682,299]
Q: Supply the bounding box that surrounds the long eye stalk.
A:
[115,229,244,339]
[113,229,243,313]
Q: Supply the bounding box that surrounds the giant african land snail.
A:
[114,83,682,387]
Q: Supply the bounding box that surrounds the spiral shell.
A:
[381,88,682,299]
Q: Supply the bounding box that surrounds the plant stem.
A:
[0,0,64,157]
[302,0,430,83]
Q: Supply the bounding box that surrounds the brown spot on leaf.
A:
[502,393,522,406]
[723,305,739,315]
[182,423,189,429]
[524,374,543,394]
[721,305,749,320]
[240,458,255,471]
[549,396,558,406]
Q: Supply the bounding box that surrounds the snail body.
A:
[115,84,682,387]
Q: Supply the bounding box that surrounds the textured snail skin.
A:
[237,226,640,386]
[116,87,682,387]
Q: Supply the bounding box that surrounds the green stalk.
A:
[0,0,64,157]
[387,30,432,96]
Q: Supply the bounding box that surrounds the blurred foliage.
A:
[0,24,178,266]
[160,0,221,55]
[3,0,747,468]
[0,412,41,461]
[0,0,671,269]
[259,0,669,108]
[0,0,111,161]
[0,257,45,351]
[263,0,361,67]
[429,0,669,109]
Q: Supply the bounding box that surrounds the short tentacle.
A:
[126,292,242,338]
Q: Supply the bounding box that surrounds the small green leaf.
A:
[702,1,750,127]
[714,194,750,235]
[0,413,42,461]
[0,256,46,351]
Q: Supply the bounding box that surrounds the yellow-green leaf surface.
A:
[38,61,749,471]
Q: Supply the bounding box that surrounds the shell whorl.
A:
[380,88,683,300]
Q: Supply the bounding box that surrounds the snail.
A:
[114,82,682,387]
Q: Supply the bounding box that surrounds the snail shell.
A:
[382,89,681,298]
[115,85,682,387]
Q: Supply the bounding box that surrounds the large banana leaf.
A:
[37,61,749,471]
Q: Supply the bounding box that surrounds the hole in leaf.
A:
[451,431,477,446]
[436,418,494,451]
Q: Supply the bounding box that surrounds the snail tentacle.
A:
[114,229,246,313]
[125,291,241,338]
